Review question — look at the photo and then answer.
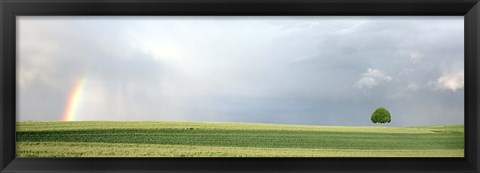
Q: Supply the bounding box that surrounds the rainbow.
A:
[62,78,88,121]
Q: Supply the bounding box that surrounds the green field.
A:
[16,121,464,157]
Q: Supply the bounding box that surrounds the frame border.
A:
[1,0,479,172]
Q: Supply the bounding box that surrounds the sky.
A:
[16,16,464,126]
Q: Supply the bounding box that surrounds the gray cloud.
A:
[17,16,464,126]
[356,68,393,89]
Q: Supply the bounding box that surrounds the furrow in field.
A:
[16,142,464,157]
[17,121,460,134]
[16,128,464,150]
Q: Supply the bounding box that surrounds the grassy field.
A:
[16,121,464,157]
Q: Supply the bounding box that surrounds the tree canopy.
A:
[371,107,391,124]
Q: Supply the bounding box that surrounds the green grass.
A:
[16,121,464,157]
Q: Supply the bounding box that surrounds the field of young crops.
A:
[16,121,464,157]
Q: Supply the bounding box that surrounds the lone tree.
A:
[371,107,391,125]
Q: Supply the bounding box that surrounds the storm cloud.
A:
[17,16,464,126]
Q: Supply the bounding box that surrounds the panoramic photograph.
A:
[16,16,464,157]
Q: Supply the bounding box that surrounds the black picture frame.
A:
[1,0,479,172]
